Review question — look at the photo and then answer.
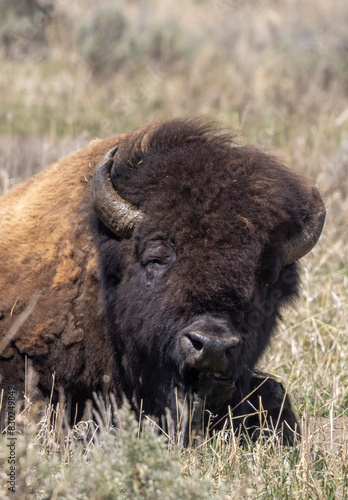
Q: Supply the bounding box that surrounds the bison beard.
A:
[0,118,325,445]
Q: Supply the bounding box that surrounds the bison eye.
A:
[140,239,176,283]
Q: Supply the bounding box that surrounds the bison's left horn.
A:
[91,146,144,238]
[282,185,326,266]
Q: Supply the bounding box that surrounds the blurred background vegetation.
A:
[1,1,348,146]
[0,0,347,497]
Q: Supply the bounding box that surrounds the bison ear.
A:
[91,147,144,238]
[259,243,283,286]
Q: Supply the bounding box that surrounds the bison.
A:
[0,118,325,443]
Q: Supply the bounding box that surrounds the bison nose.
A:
[181,331,241,370]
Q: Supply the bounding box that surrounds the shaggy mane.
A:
[120,117,237,160]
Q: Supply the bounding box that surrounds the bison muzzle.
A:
[0,118,325,444]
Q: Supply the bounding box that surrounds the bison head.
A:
[91,119,325,436]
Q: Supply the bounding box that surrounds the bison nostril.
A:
[226,345,239,357]
[182,331,240,362]
[187,334,204,352]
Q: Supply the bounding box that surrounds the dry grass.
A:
[0,0,347,497]
[0,391,346,498]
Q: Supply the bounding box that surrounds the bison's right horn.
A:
[91,146,144,238]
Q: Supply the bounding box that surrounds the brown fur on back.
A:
[0,136,123,396]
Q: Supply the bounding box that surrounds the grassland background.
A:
[0,0,347,498]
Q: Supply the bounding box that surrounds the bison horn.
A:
[282,184,326,266]
[91,146,144,238]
